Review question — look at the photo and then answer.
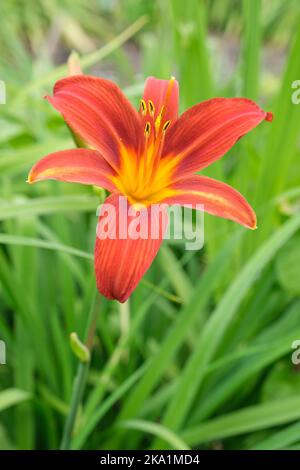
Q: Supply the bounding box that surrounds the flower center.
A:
[113,78,178,206]
[113,141,177,206]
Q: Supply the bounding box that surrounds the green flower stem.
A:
[60,289,101,450]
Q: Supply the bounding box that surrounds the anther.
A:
[148,100,155,117]
[162,120,171,132]
[140,99,147,116]
[144,121,151,137]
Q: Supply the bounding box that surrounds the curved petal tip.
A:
[265,112,273,122]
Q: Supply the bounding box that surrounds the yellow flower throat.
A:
[113,81,178,206]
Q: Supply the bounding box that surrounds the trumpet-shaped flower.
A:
[28,75,272,302]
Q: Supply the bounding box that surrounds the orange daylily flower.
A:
[28,75,272,302]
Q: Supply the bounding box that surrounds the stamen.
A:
[155,106,164,132]
[162,120,171,132]
[142,121,151,183]
[148,99,155,117]
[144,121,151,137]
[143,77,177,187]
[140,99,147,116]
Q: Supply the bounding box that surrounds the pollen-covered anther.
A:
[140,99,147,116]
[162,120,171,132]
[148,100,155,117]
[144,121,151,137]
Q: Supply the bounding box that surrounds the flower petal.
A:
[28,148,117,191]
[94,194,169,302]
[163,97,271,180]
[162,175,256,229]
[142,76,179,125]
[47,75,142,171]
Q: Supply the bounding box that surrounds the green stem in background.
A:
[242,0,261,100]
[60,289,101,450]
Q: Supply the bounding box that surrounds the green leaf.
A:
[182,396,300,446]
[72,363,148,449]
[0,389,31,412]
[252,421,300,450]
[0,196,98,221]
[117,234,241,428]
[154,211,300,447]
[0,233,93,260]
[158,246,193,304]
[242,0,261,100]
[120,419,190,451]
[0,422,14,449]
[15,16,148,101]
[275,237,300,294]
[261,362,300,403]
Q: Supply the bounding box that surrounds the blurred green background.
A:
[0,0,300,450]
